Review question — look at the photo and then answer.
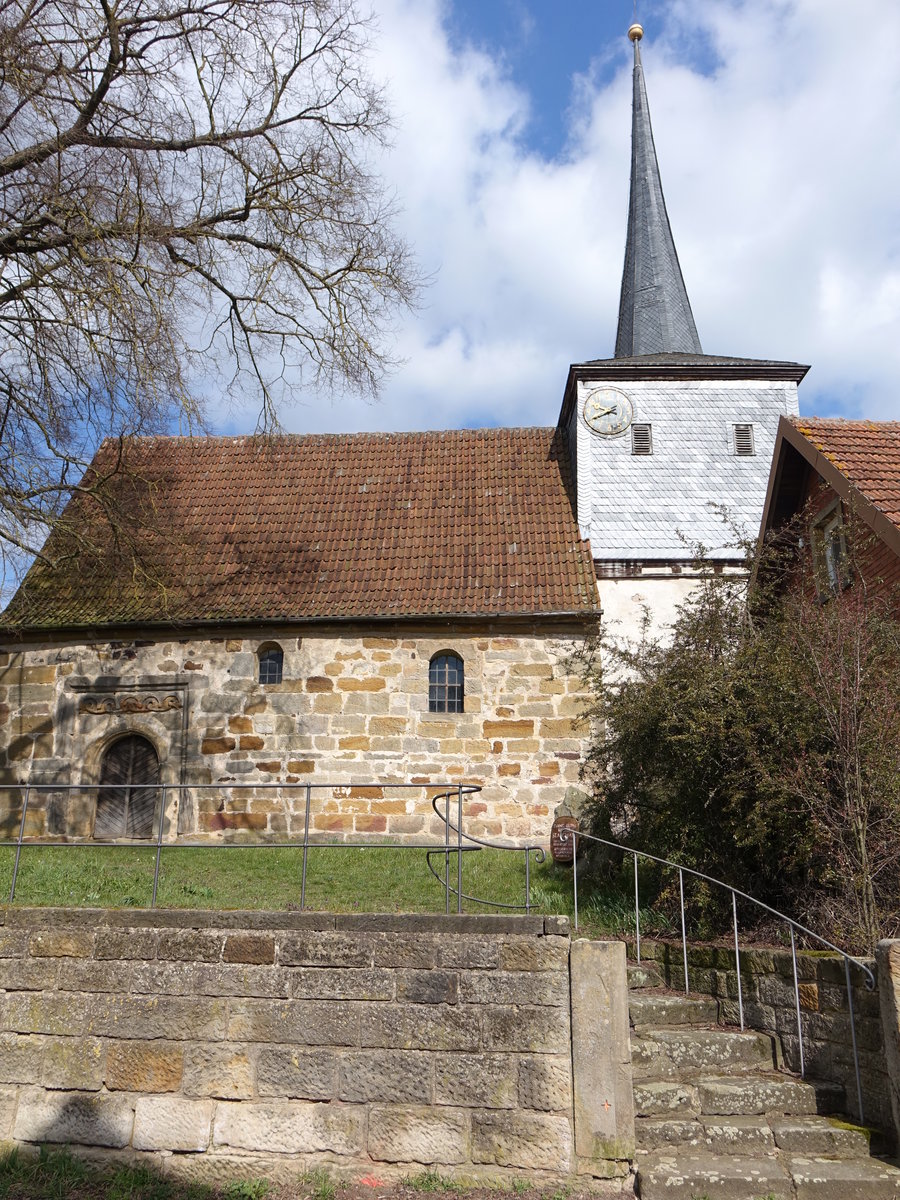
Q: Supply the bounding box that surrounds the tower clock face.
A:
[583,387,634,436]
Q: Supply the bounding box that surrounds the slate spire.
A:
[615,24,702,358]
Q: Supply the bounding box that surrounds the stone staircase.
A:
[628,960,900,1199]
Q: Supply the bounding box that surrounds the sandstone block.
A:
[158,931,223,962]
[396,970,458,1005]
[279,932,373,968]
[213,1100,364,1154]
[471,1110,572,1171]
[29,930,94,958]
[42,1037,104,1090]
[223,935,275,965]
[0,958,60,991]
[499,938,569,972]
[0,1087,15,1139]
[0,930,28,957]
[337,678,385,692]
[106,1041,183,1092]
[0,1033,45,1083]
[94,930,159,960]
[438,940,500,970]
[87,995,227,1041]
[482,720,533,739]
[458,969,568,1007]
[58,960,134,994]
[287,759,315,773]
[183,1044,254,1099]
[289,967,394,1002]
[256,1047,336,1100]
[518,1055,572,1112]
[368,1105,469,1165]
[3,992,88,1036]
[133,1096,214,1152]
[374,937,438,970]
[13,1086,133,1148]
[201,737,236,754]
[339,1050,433,1104]
[306,676,334,692]
[227,999,359,1046]
[239,736,265,751]
[434,1053,517,1109]
[481,1005,569,1054]
[228,716,253,733]
[359,1002,477,1052]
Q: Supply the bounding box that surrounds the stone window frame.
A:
[257,642,284,685]
[428,651,464,714]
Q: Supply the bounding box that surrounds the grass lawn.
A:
[0,840,671,941]
[0,1147,595,1200]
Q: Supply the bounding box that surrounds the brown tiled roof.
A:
[792,418,900,532]
[4,428,598,629]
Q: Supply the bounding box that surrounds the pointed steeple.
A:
[615,24,702,358]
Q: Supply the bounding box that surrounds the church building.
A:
[0,24,807,848]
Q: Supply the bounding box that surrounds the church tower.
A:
[558,23,808,637]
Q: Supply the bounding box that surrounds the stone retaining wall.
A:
[636,940,890,1131]
[0,908,633,1186]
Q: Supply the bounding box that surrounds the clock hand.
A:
[590,405,616,418]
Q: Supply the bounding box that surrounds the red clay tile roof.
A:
[4,428,598,628]
[792,418,900,532]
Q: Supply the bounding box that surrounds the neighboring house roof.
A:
[759,416,900,559]
[3,428,598,631]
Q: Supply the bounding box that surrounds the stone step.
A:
[636,1114,775,1153]
[632,1027,776,1078]
[698,1074,844,1118]
[636,1151,792,1199]
[629,991,719,1029]
[638,1150,900,1200]
[634,1074,845,1120]
[628,960,664,989]
[788,1155,900,1199]
[635,1113,872,1157]
[770,1116,871,1158]
[634,1079,700,1118]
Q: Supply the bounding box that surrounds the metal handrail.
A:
[0,780,541,916]
[565,827,873,1123]
[425,791,546,912]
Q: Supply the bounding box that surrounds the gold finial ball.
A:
[628,23,644,42]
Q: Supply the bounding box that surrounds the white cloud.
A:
[265,0,900,436]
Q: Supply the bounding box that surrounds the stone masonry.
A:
[0,622,591,845]
[635,940,891,1132]
[0,908,634,1188]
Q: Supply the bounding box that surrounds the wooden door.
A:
[95,735,160,839]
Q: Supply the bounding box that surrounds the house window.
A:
[429,653,464,713]
[631,424,653,455]
[811,501,850,597]
[258,644,284,684]
[733,424,755,455]
[95,734,160,840]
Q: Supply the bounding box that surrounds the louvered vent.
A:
[733,423,755,455]
[631,424,653,455]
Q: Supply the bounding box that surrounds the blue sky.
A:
[214,0,900,437]
[444,1,717,158]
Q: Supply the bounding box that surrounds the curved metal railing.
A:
[564,826,874,1123]
[426,789,546,912]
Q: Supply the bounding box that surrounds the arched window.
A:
[429,652,464,713]
[95,734,160,840]
[258,644,284,685]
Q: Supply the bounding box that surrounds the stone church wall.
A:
[0,623,591,846]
